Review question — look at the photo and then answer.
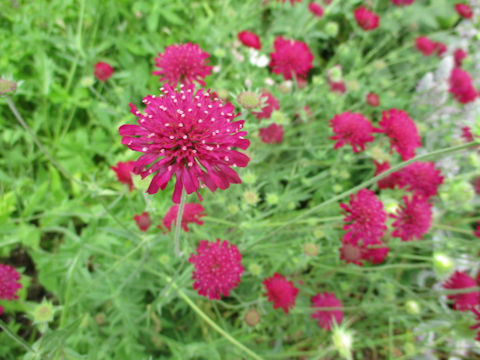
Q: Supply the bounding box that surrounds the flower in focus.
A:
[308,2,324,17]
[252,91,280,120]
[449,67,477,104]
[153,43,212,87]
[354,7,380,31]
[415,36,435,56]
[392,0,415,5]
[455,3,473,19]
[378,108,421,161]
[119,84,250,204]
[372,160,398,190]
[454,49,467,67]
[269,36,314,81]
[259,123,284,144]
[0,264,22,315]
[238,31,262,50]
[340,234,389,266]
[391,195,432,241]
[94,62,114,82]
[442,271,479,311]
[162,203,206,232]
[329,112,376,153]
[189,239,244,299]
[111,161,136,191]
[133,212,151,232]
[263,273,299,314]
[366,92,380,107]
[396,162,444,199]
[311,292,344,330]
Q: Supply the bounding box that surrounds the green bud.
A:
[248,263,262,276]
[433,252,454,277]
[244,308,261,327]
[405,300,421,315]
[345,79,360,92]
[242,172,257,185]
[266,193,279,205]
[0,79,17,95]
[159,254,170,265]
[333,184,343,193]
[228,204,239,215]
[287,202,296,210]
[340,170,350,180]
[94,313,107,326]
[373,60,387,70]
[329,67,343,83]
[244,191,259,205]
[313,227,325,239]
[271,110,288,125]
[213,48,226,58]
[80,76,95,87]
[237,91,261,109]
[303,243,319,256]
[32,300,55,324]
[325,22,339,37]
[332,327,354,360]
[215,88,229,101]
[278,81,292,94]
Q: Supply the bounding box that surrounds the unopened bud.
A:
[32,300,55,324]
[303,243,319,256]
[238,91,260,109]
[433,252,454,277]
[0,79,17,95]
[244,308,261,327]
[332,326,354,360]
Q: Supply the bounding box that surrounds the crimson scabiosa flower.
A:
[329,112,376,153]
[442,271,479,311]
[354,7,380,31]
[397,162,444,199]
[238,31,262,50]
[392,0,415,5]
[340,189,387,240]
[153,43,212,87]
[263,273,299,314]
[391,195,432,241]
[111,161,136,191]
[252,91,280,120]
[372,160,398,190]
[162,203,206,232]
[454,49,467,67]
[340,234,389,266]
[366,92,380,107]
[259,123,284,144]
[434,42,447,57]
[134,212,151,232]
[119,84,250,204]
[189,239,244,299]
[94,61,114,82]
[378,109,421,161]
[311,292,344,330]
[462,126,474,142]
[309,2,324,17]
[0,264,22,315]
[449,67,477,104]
[329,80,347,93]
[455,3,473,19]
[269,36,314,81]
[415,36,435,56]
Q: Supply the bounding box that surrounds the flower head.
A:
[94,62,114,82]
[329,112,376,153]
[162,203,206,232]
[238,31,262,50]
[472,308,480,341]
[259,123,284,144]
[372,160,398,190]
[378,109,421,161]
[455,3,473,19]
[366,92,380,107]
[329,80,346,93]
[153,43,212,87]
[263,273,299,314]
[252,91,280,120]
[415,36,435,56]
[269,36,314,81]
[189,239,244,299]
[111,161,136,191]
[340,233,389,266]
[442,271,479,311]
[454,49,467,67]
[354,7,380,31]
[391,195,432,241]
[449,67,477,104]
[392,0,415,5]
[311,292,344,330]
[309,3,324,17]
[461,126,474,143]
[133,212,151,232]
[119,84,250,203]
[397,162,444,199]
[434,42,447,57]
[0,264,22,315]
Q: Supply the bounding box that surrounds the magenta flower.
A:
[252,91,280,120]
[162,203,206,232]
[329,111,376,153]
[259,123,284,144]
[366,92,380,107]
[415,36,436,56]
[263,273,299,314]
[474,220,480,238]
[238,31,262,50]
[188,239,244,299]
[153,43,212,87]
[340,233,389,266]
[311,292,344,330]
[111,161,136,191]
[119,84,250,203]
[442,271,479,311]
[270,36,314,81]
[308,3,324,17]
[449,67,477,104]
[354,7,380,31]
[391,196,432,241]
[94,62,114,82]
[455,3,473,19]
[133,212,151,232]
[372,160,398,190]
[396,162,444,199]
[392,0,415,5]
[472,308,480,341]
[454,49,467,67]
[0,264,22,315]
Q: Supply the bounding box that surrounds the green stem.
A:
[0,319,35,353]
[174,189,187,257]
[433,224,473,235]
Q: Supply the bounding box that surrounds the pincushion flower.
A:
[434,42,447,57]
[0,264,22,315]
[455,3,473,19]
[378,109,421,161]
[329,112,376,153]
[366,92,380,107]
[238,31,262,50]
[133,212,151,232]
[153,43,212,87]
[94,62,114,82]
[461,126,474,143]
[259,123,284,144]
[308,3,324,17]
[111,161,136,191]
[269,36,314,81]
[391,196,432,241]
[252,91,280,120]
[311,292,344,330]
[329,80,347,93]
[442,271,479,311]
[454,49,467,67]
[415,36,435,56]
[449,67,477,104]
[119,84,250,204]
[340,234,389,266]
[189,239,244,299]
[397,162,444,199]
[162,203,206,232]
[392,0,415,5]
[354,7,380,31]
[263,273,299,314]
[372,160,398,190]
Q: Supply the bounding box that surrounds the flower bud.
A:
[433,252,454,277]
[405,300,421,315]
[266,193,279,205]
[332,326,354,360]
[32,300,55,324]
[244,308,261,327]
[244,191,259,205]
[325,22,339,37]
[303,243,319,256]
[242,171,257,185]
[248,263,262,276]
[0,79,17,96]
[238,91,260,110]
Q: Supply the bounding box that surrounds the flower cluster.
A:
[442,271,479,311]
[0,264,22,315]
[311,292,344,330]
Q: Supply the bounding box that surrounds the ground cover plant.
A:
[1,0,480,359]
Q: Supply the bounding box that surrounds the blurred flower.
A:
[472,308,480,341]
[449,67,477,104]
[433,252,455,277]
[0,264,22,315]
[442,271,479,311]
[329,112,376,153]
[153,43,212,87]
[392,0,415,5]
[433,42,447,57]
[263,273,299,314]
[243,190,259,205]
[396,162,444,199]
[252,91,280,120]
[366,92,380,107]
[391,195,432,241]
[119,84,250,203]
[111,161,136,191]
[94,62,114,82]
[454,49,467,67]
[308,2,324,17]
[372,160,398,190]
[189,239,244,299]
[340,235,389,266]
[259,123,284,144]
[0,79,17,95]
[415,36,436,56]
[303,242,319,256]
[238,30,261,50]
[133,212,151,232]
[474,220,480,238]
[162,203,206,232]
[353,7,379,31]
[455,3,473,19]
[269,36,314,81]
[237,91,261,109]
[311,292,344,330]
[248,49,269,67]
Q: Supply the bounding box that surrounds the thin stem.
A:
[174,189,187,257]
[0,319,35,353]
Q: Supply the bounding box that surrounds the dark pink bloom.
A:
[252,91,280,120]
[373,160,398,190]
[366,92,380,107]
[434,42,447,57]
[94,62,114,82]
[270,36,314,81]
[449,67,477,104]
[329,80,346,93]
[259,123,284,144]
[329,112,376,153]
[0,264,22,315]
[189,239,244,300]
[238,31,262,50]
[111,161,136,191]
[153,43,212,87]
[455,3,473,18]
[391,195,432,241]
[263,273,299,314]
[340,234,389,266]
[119,85,250,204]
[442,271,479,311]
[133,212,151,232]
[415,36,436,56]
[309,2,324,17]
[454,49,467,67]
[354,7,380,31]
[162,203,206,232]
[392,0,415,5]
[378,109,421,161]
[311,292,344,330]
[474,220,480,238]
[462,126,474,142]
[396,162,444,199]
[340,189,387,240]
